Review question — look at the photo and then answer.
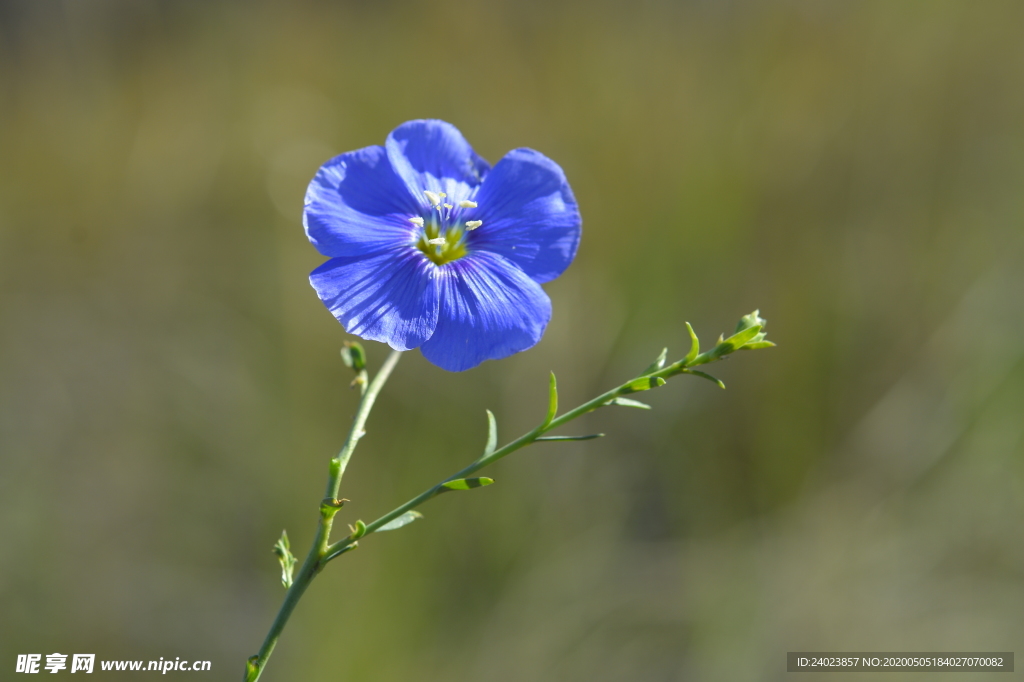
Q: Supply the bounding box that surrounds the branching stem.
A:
[246,349,402,682]
[246,332,754,681]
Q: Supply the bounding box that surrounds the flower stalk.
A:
[244,312,773,681]
[246,349,402,682]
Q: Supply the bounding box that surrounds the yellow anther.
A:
[443,203,453,210]
[424,191,441,207]
[466,220,483,230]
[458,200,477,208]
[409,217,424,227]
[426,237,446,246]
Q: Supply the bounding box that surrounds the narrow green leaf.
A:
[545,372,558,426]
[483,409,497,458]
[440,477,495,492]
[272,530,297,589]
[623,376,667,393]
[642,347,668,375]
[740,340,776,350]
[378,510,424,532]
[684,322,699,364]
[684,369,726,389]
[721,324,762,350]
[326,541,359,561]
[536,434,605,441]
[610,397,652,410]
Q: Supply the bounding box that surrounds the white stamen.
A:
[466,220,483,230]
[424,191,441,207]
[458,200,477,208]
[426,237,446,246]
[409,216,424,227]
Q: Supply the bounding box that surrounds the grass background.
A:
[1,1,1023,680]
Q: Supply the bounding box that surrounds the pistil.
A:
[412,190,484,264]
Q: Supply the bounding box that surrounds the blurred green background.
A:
[2,1,1023,680]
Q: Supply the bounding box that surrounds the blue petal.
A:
[310,247,439,351]
[385,120,491,205]
[420,252,551,372]
[304,145,421,258]
[466,148,581,284]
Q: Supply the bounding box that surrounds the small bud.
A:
[272,531,297,588]
[719,311,773,353]
[734,310,767,334]
[246,656,261,682]
[320,497,349,520]
[340,341,367,371]
[348,519,367,539]
[466,220,483,230]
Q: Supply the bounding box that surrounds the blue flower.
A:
[303,120,582,372]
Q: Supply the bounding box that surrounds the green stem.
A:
[322,356,698,562]
[247,349,725,680]
[246,350,402,682]
[332,350,402,493]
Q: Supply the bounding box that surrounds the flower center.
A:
[410,191,483,266]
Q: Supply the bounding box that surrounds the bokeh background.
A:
[2,1,1023,680]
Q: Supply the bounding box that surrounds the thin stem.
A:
[322,356,698,562]
[247,348,728,678]
[245,316,769,680]
[246,350,402,682]
[332,349,402,495]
